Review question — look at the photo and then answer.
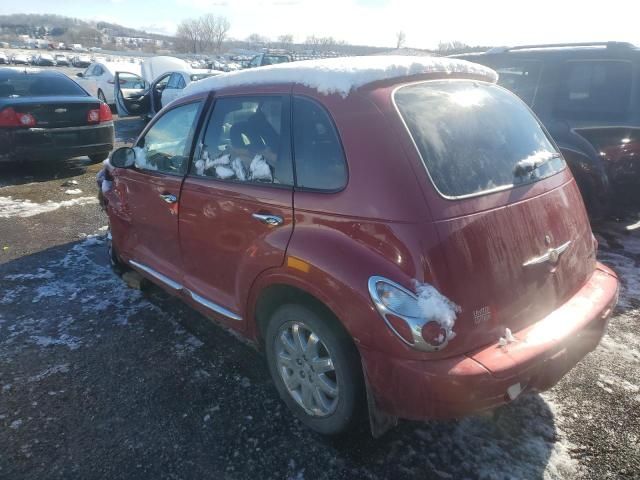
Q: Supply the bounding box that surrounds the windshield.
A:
[395,80,565,197]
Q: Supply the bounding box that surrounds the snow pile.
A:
[0,196,98,218]
[194,150,273,183]
[64,188,82,195]
[499,327,518,347]
[514,150,558,175]
[249,155,273,182]
[183,55,498,98]
[413,281,461,341]
[133,146,157,170]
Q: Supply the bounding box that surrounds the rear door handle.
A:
[252,213,283,226]
[160,193,177,204]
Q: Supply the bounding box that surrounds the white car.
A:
[11,53,30,65]
[114,56,221,119]
[0,52,8,65]
[75,61,144,105]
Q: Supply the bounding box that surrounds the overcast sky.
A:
[3,0,640,49]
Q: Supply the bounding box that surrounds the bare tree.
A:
[176,14,230,54]
[246,33,268,49]
[437,40,470,55]
[277,34,293,50]
[396,30,406,49]
[176,18,199,53]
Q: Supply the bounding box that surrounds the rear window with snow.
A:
[395,80,565,198]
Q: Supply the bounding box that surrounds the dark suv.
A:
[456,42,640,219]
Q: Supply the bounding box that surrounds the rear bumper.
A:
[0,123,114,162]
[361,263,619,421]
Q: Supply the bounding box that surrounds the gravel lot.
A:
[0,90,638,478]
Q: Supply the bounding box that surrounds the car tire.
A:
[265,303,364,435]
[106,228,126,274]
[97,90,107,104]
[89,153,109,164]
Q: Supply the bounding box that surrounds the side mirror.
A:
[110,147,136,168]
[76,72,83,78]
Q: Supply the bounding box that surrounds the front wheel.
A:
[265,304,364,435]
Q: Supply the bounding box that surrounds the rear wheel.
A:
[89,153,109,164]
[265,304,364,435]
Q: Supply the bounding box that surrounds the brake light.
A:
[99,103,113,122]
[0,107,36,128]
[87,103,113,124]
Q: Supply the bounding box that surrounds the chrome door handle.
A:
[160,193,177,204]
[252,213,283,226]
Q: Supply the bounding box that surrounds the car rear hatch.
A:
[395,80,596,362]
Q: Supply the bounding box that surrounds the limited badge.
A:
[473,305,491,325]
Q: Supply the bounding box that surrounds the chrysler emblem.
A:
[54,108,67,113]
[523,240,571,267]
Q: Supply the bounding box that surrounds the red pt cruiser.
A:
[101,56,619,436]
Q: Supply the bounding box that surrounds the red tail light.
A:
[0,107,36,128]
[87,103,113,124]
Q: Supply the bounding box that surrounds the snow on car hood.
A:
[141,56,190,82]
[183,55,498,98]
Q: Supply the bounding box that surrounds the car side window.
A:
[176,75,186,89]
[493,61,542,106]
[135,102,201,175]
[292,96,347,191]
[555,60,633,120]
[93,65,104,76]
[191,95,293,186]
[83,65,95,77]
[166,73,180,89]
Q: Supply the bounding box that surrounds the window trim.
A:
[290,94,349,194]
[392,78,566,201]
[133,99,205,177]
[186,93,294,190]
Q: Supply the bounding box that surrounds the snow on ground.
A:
[0,196,98,218]
[184,55,498,98]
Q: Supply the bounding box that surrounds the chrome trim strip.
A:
[128,260,242,321]
[27,123,113,133]
[522,240,572,267]
[130,259,183,290]
[188,290,242,321]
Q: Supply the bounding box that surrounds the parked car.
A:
[71,55,92,68]
[455,42,640,218]
[100,56,618,436]
[114,56,221,119]
[11,53,30,65]
[34,53,56,66]
[247,52,292,68]
[0,52,8,65]
[75,60,144,106]
[54,54,70,66]
[0,67,114,163]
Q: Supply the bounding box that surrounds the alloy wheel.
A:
[274,321,339,417]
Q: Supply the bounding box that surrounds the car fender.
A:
[245,221,428,353]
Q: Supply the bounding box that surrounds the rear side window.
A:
[555,60,632,120]
[395,81,564,198]
[493,61,542,105]
[0,72,87,98]
[292,97,347,191]
[192,95,293,186]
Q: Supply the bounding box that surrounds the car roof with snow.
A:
[182,55,498,98]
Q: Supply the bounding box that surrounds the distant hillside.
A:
[0,13,174,45]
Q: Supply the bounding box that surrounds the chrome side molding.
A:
[128,260,242,321]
